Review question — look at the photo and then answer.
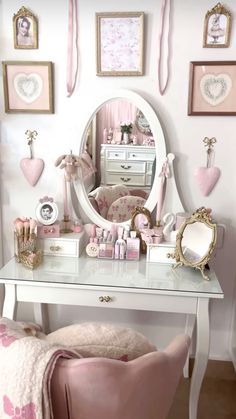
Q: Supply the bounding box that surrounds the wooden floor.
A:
[168,360,236,419]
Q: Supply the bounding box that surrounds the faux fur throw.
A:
[0,318,80,419]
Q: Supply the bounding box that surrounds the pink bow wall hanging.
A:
[194,137,221,196]
[20,130,44,186]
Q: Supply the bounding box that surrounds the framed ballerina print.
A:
[96,12,144,76]
[203,3,231,48]
[188,61,236,116]
[2,61,54,113]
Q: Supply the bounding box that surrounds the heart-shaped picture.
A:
[20,158,45,186]
[200,73,232,106]
[14,73,43,104]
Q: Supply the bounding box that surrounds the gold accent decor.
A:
[14,231,43,269]
[13,6,38,49]
[99,296,112,302]
[173,207,217,281]
[203,2,231,48]
[131,207,153,254]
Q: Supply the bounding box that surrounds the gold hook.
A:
[25,130,38,146]
[203,137,217,154]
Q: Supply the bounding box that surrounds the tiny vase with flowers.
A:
[120,121,133,145]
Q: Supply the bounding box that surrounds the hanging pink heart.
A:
[20,158,44,186]
[194,167,221,196]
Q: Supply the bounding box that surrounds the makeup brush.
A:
[29,218,37,239]
[23,220,30,243]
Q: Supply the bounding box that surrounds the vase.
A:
[123,132,129,144]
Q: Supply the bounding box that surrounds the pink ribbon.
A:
[159,159,170,178]
[157,0,171,95]
[67,0,79,97]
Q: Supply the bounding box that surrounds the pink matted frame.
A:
[2,61,54,114]
[188,61,236,116]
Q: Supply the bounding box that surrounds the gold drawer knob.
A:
[50,245,61,252]
[99,296,112,303]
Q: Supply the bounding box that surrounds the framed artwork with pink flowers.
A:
[96,12,144,76]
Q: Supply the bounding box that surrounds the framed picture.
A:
[2,61,54,114]
[188,61,236,116]
[203,3,231,48]
[13,6,38,49]
[96,12,144,76]
[36,198,58,226]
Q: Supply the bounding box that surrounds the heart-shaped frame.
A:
[188,61,236,116]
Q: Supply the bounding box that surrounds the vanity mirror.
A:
[174,207,217,280]
[71,89,184,230]
[131,207,153,253]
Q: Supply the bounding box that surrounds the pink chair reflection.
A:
[51,334,190,419]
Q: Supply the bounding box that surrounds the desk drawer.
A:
[107,161,146,173]
[19,286,198,314]
[106,173,146,186]
[107,150,126,160]
[127,151,155,161]
[39,232,87,258]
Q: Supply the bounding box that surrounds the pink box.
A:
[36,222,60,238]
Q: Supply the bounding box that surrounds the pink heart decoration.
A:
[194,167,221,196]
[20,158,44,186]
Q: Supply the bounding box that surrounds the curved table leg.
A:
[183,314,196,378]
[33,303,49,333]
[189,298,209,419]
[2,284,17,320]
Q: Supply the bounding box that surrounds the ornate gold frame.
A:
[203,2,231,48]
[96,12,144,76]
[131,207,152,253]
[174,207,217,280]
[13,6,38,49]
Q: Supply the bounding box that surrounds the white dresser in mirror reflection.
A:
[100,144,155,189]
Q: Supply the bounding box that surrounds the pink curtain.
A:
[95,100,148,180]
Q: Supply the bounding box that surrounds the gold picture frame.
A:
[203,2,231,48]
[96,12,144,76]
[13,6,38,49]
[2,61,54,114]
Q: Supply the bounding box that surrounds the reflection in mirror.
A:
[174,207,217,280]
[83,98,157,222]
[72,89,171,231]
[135,110,153,136]
[131,207,153,253]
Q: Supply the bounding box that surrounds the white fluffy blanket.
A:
[0,318,80,419]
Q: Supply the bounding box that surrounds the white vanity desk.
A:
[0,254,223,419]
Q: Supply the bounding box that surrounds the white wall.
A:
[0,0,236,360]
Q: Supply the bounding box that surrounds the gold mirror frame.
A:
[203,2,231,48]
[174,207,217,280]
[131,206,153,253]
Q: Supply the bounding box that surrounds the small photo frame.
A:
[36,198,58,226]
[96,12,144,76]
[188,61,236,116]
[203,3,231,48]
[13,6,38,49]
[2,61,54,114]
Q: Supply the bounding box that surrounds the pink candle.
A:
[63,175,69,218]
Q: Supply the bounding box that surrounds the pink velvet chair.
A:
[51,334,190,419]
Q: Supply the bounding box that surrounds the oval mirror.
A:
[174,207,217,280]
[71,89,168,230]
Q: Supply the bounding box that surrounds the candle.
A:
[63,174,69,218]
